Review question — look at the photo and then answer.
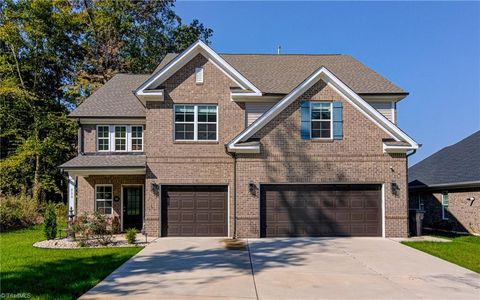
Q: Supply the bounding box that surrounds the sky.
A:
[175,1,480,166]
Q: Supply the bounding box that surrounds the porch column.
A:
[68,174,76,216]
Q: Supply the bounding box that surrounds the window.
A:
[442,192,449,220]
[311,102,332,139]
[174,105,195,140]
[131,126,143,151]
[96,125,144,152]
[198,106,217,140]
[114,126,127,151]
[96,185,113,215]
[174,105,217,141]
[418,194,425,211]
[97,126,110,151]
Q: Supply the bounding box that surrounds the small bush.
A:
[111,216,121,234]
[126,228,137,244]
[0,195,40,231]
[72,212,114,246]
[55,202,68,224]
[44,202,57,240]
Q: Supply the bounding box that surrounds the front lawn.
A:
[402,233,480,273]
[0,226,142,299]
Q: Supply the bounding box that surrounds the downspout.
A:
[405,148,417,237]
[77,119,84,155]
[225,145,237,239]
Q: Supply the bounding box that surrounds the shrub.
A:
[55,202,68,224]
[43,202,57,240]
[126,228,137,244]
[0,195,40,231]
[72,212,114,246]
[111,216,121,234]
[72,213,91,246]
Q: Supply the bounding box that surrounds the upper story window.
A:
[311,102,332,139]
[97,126,110,151]
[174,105,217,141]
[131,126,143,151]
[115,126,127,151]
[96,125,143,152]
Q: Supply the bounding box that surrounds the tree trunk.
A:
[32,128,41,203]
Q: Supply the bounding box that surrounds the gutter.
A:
[77,119,84,155]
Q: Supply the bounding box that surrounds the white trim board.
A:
[227,66,419,153]
[135,40,261,97]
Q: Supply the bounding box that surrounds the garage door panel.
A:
[261,184,382,237]
[162,186,228,237]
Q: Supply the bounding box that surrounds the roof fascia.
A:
[135,40,261,96]
[227,66,419,151]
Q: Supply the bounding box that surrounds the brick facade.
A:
[75,52,410,238]
[409,188,480,234]
[77,175,145,229]
[235,79,408,237]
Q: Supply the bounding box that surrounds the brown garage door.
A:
[161,185,228,237]
[261,184,382,237]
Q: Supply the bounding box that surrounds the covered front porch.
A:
[60,155,147,231]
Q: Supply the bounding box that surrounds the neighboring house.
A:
[60,41,419,238]
[409,131,480,235]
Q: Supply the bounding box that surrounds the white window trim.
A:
[114,125,128,152]
[310,101,333,140]
[173,104,218,142]
[96,125,144,152]
[95,184,113,215]
[130,125,144,152]
[195,67,204,84]
[96,125,110,152]
[441,192,449,220]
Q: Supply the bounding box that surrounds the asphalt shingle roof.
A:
[69,74,149,118]
[71,52,407,118]
[154,53,406,95]
[408,131,480,187]
[60,155,146,169]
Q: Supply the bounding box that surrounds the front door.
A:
[123,186,143,230]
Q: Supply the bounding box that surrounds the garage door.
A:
[161,185,228,237]
[260,184,382,237]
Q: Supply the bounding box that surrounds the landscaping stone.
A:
[33,233,156,249]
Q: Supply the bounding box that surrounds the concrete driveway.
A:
[81,238,479,299]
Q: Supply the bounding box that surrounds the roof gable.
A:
[409,131,480,187]
[137,40,261,97]
[227,66,418,153]
[154,53,406,95]
[69,74,148,118]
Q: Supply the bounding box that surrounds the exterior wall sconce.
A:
[248,181,257,196]
[113,196,120,202]
[151,182,160,196]
[391,181,399,196]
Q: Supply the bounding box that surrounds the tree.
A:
[0,0,212,201]
[67,0,213,105]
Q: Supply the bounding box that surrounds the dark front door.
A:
[123,186,143,230]
[161,185,228,237]
[260,184,382,237]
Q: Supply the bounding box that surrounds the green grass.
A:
[402,233,480,273]
[0,226,142,299]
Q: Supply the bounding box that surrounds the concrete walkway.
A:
[81,237,479,300]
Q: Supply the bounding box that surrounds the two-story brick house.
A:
[60,41,419,238]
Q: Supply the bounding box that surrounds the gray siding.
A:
[368,101,395,123]
[245,102,275,126]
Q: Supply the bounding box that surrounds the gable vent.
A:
[195,67,204,84]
